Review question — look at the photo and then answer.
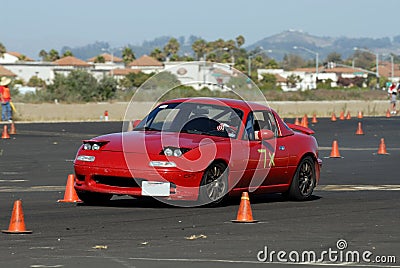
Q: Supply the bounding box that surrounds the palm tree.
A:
[236,35,245,48]
[39,49,48,61]
[192,39,207,60]
[0,42,6,58]
[163,38,180,58]
[150,48,165,61]
[122,47,135,65]
[94,55,105,63]
[62,50,74,57]
[48,49,60,61]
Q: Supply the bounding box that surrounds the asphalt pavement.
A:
[0,117,399,268]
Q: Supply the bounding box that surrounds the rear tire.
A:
[287,156,316,201]
[76,190,113,205]
[199,162,228,206]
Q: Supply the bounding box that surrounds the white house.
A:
[1,62,54,84]
[128,55,164,74]
[163,61,235,91]
[0,52,34,64]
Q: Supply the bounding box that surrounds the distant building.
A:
[0,52,34,64]
[53,56,93,76]
[164,61,235,91]
[0,65,17,77]
[128,55,163,74]
[1,62,54,83]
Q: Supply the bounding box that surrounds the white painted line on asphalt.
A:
[30,265,63,268]
[1,171,22,175]
[317,185,400,191]
[126,257,400,267]
[319,147,400,151]
[0,185,399,193]
[0,186,65,192]
[0,179,28,183]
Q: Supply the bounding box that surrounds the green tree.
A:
[39,50,48,61]
[286,74,302,88]
[27,76,46,88]
[125,72,153,88]
[94,55,105,63]
[0,42,6,57]
[281,54,305,70]
[48,49,60,61]
[62,50,73,57]
[192,39,207,60]
[325,52,342,64]
[46,70,98,102]
[150,48,165,61]
[350,51,375,70]
[96,76,118,101]
[163,38,180,59]
[258,73,278,90]
[141,71,180,90]
[236,35,245,48]
[122,47,135,65]
[265,59,279,69]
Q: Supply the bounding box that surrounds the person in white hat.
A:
[0,77,13,122]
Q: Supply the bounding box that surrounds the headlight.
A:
[173,148,182,157]
[162,147,190,157]
[82,141,108,151]
[92,144,100,150]
[164,147,173,156]
[83,143,92,150]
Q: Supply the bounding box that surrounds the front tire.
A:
[199,162,228,206]
[76,190,113,205]
[287,156,316,201]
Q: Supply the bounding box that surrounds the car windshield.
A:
[134,102,244,138]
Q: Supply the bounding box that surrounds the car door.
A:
[238,111,289,190]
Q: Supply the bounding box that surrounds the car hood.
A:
[89,131,227,154]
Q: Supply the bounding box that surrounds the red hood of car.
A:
[89,131,227,154]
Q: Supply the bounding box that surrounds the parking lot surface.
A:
[0,117,399,267]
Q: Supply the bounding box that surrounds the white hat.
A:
[0,77,11,86]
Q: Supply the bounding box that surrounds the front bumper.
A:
[74,164,203,201]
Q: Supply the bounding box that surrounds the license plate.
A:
[141,181,170,196]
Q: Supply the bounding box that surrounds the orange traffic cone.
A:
[311,113,318,124]
[355,122,364,135]
[331,113,337,122]
[377,138,388,155]
[2,125,10,139]
[301,114,308,128]
[357,111,363,119]
[57,174,82,203]
[9,122,16,135]
[294,117,300,126]
[339,111,345,120]
[345,111,351,120]
[386,109,391,118]
[231,192,258,223]
[329,140,341,158]
[2,200,32,234]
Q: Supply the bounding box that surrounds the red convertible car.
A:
[74,98,321,205]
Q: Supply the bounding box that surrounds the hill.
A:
[59,30,400,61]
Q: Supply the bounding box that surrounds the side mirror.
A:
[132,119,141,128]
[257,129,274,140]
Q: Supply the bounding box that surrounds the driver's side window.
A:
[244,111,278,140]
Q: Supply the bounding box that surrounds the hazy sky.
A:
[3,0,399,58]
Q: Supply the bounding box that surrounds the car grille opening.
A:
[76,175,85,182]
[93,175,143,188]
